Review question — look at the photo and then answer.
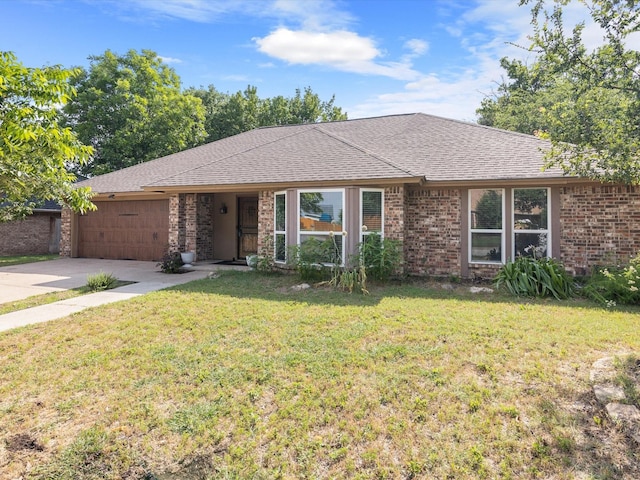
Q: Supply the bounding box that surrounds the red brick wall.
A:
[258,190,275,257]
[560,184,640,274]
[196,194,214,261]
[404,186,461,276]
[60,208,72,257]
[0,212,60,256]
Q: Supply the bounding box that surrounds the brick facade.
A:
[403,186,462,277]
[559,184,640,274]
[0,212,61,256]
[168,193,215,261]
[257,190,275,257]
[60,207,72,257]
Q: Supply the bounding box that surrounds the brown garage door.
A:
[77,200,169,261]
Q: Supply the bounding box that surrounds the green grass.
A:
[0,254,59,267]
[0,271,638,479]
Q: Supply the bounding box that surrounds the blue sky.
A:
[2,0,601,121]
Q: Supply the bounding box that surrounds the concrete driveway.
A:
[0,258,241,332]
[0,257,212,304]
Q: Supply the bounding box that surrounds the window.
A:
[513,188,549,259]
[274,191,286,262]
[360,189,384,242]
[298,189,344,264]
[469,189,504,263]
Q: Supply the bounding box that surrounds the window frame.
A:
[360,188,385,243]
[297,188,346,266]
[469,188,505,264]
[512,187,551,259]
[274,191,287,264]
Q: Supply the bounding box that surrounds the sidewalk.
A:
[0,258,247,333]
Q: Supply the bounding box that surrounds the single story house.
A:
[61,113,640,278]
[0,199,62,256]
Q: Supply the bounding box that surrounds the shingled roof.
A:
[78,113,566,194]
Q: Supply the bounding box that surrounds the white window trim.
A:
[274,191,287,264]
[512,187,551,259]
[297,188,346,266]
[469,188,505,264]
[360,188,385,242]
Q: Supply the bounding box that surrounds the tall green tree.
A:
[64,49,206,175]
[188,85,348,143]
[477,0,640,184]
[0,52,94,222]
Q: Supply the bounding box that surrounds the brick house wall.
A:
[257,190,275,258]
[196,194,214,261]
[403,186,461,277]
[559,184,640,274]
[0,212,61,256]
[168,193,215,261]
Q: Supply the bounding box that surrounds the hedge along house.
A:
[60,113,640,278]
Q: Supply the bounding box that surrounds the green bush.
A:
[583,254,640,306]
[494,257,574,300]
[359,233,403,282]
[157,251,184,274]
[86,271,118,291]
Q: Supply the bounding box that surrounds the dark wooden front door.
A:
[238,197,258,259]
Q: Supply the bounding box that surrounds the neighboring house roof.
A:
[77,113,567,194]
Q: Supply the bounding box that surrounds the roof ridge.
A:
[144,124,315,187]
[314,119,420,177]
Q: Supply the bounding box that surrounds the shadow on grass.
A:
[165,270,640,313]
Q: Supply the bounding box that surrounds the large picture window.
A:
[469,189,504,263]
[513,188,549,259]
[274,191,286,263]
[298,189,345,264]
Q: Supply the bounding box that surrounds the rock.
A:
[291,283,310,291]
[469,286,493,294]
[605,402,640,424]
[593,384,626,403]
[440,283,455,290]
[590,357,616,383]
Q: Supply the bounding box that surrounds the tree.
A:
[187,85,348,143]
[64,49,206,175]
[478,0,640,184]
[0,51,95,222]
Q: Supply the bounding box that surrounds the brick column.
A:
[258,190,275,257]
[59,207,73,257]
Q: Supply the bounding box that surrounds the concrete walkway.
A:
[0,258,245,333]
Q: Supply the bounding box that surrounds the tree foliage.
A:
[477,0,640,184]
[188,85,348,143]
[0,51,95,222]
[64,49,206,175]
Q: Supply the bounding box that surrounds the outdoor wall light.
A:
[220,203,228,214]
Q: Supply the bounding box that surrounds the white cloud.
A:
[158,55,182,64]
[254,28,421,80]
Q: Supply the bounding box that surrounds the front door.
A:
[238,197,258,259]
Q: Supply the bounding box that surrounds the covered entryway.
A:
[77,199,169,261]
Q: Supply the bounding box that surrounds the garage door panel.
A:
[78,200,169,261]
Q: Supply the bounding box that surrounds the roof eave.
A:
[140,176,423,194]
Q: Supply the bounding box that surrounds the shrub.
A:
[359,233,403,282]
[86,271,118,291]
[583,254,640,306]
[157,251,184,274]
[287,239,335,282]
[494,257,574,300]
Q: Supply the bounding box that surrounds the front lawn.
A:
[0,254,59,267]
[0,272,638,479]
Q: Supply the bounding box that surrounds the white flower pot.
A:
[180,251,195,267]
